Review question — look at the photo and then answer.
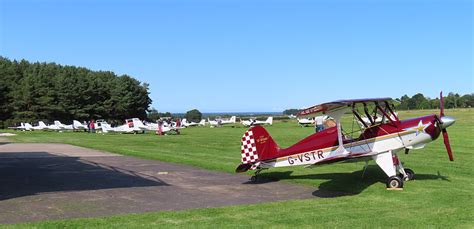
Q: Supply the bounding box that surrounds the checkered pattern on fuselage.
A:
[241,130,258,164]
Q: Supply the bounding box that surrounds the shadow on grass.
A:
[247,165,450,197]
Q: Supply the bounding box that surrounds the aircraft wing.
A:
[297,98,394,118]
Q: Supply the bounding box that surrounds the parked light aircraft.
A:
[45,121,62,131]
[143,119,184,134]
[72,120,88,130]
[241,117,273,127]
[24,121,48,131]
[297,117,314,127]
[8,123,27,131]
[101,118,144,133]
[208,116,236,127]
[51,121,74,130]
[181,119,206,127]
[236,92,455,189]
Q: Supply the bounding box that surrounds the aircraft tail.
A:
[38,121,47,128]
[73,120,83,129]
[54,120,62,127]
[24,123,33,130]
[199,119,205,126]
[230,116,236,123]
[236,126,279,173]
[266,117,273,125]
[132,118,147,130]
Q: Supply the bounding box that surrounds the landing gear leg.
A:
[250,168,263,182]
[394,154,415,181]
[373,151,405,189]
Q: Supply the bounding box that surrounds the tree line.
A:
[0,57,152,128]
[397,93,473,110]
[283,92,474,115]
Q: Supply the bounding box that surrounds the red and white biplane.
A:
[236,92,455,189]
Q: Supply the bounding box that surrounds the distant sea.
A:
[173,112,283,118]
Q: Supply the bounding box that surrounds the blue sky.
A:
[1,0,472,112]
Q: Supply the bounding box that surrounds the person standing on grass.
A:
[315,116,327,133]
[90,119,95,133]
[157,120,163,135]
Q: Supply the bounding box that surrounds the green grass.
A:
[2,109,473,228]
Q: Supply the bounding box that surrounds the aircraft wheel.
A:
[404,168,415,181]
[386,176,403,189]
[250,176,258,182]
[398,168,415,181]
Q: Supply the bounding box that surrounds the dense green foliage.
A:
[146,108,173,121]
[397,92,474,110]
[4,109,473,228]
[283,92,473,114]
[184,109,202,122]
[283,109,299,115]
[0,57,152,128]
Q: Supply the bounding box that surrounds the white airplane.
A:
[23,121,48,131]
[72,120,88,130]
[8,122,33,131]
[117,118,145,133]
[101,122,138,134]
[8,122,27,131]
[141,119,184,133]
[94,119,108,131]
[52,120,75,130]
[208,116,237,127]
[297,117,314,127]
[241,117,273,127]
[101,118,149,134]
[181,119,206,127]
[44,121,62,131]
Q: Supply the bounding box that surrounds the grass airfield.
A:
[2,109,473,227]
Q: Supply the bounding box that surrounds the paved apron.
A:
[0,143,318,224]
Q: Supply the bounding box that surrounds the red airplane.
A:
[236,92,455,189]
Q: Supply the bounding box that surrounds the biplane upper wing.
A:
[297,98,393,118]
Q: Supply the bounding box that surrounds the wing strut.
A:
[326,107,350,157]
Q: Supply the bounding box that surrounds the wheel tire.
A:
[250,176,258,182]
[404,168,415,181]
[386,176,404,188]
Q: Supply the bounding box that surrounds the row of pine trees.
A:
[0,57,152,128]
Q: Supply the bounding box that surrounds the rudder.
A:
[236,126,279,173]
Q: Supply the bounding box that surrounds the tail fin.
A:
[132,118,147,129]
[73,120,83,128]
[266,117,273,125]
[25,123,33,130]
[199,119,205,126]
[236,126,279,172]
[38,121,47,128]
[101,123,113,133]
[54,120,62,127]
[230,116,236,123]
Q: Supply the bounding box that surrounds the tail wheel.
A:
[386,176,404,189]
[250,175,258,182]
